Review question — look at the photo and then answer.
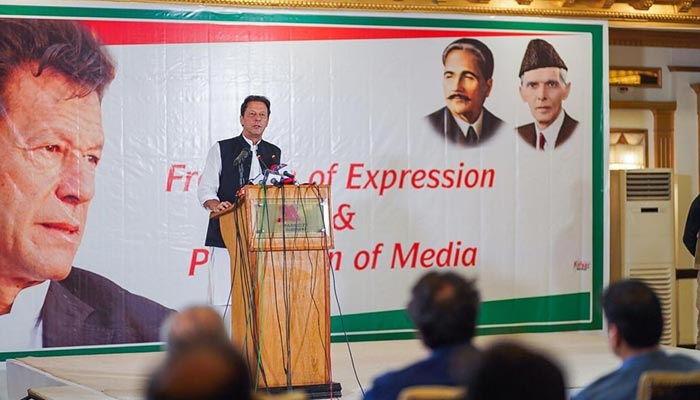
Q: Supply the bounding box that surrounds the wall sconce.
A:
[610,129,648,170]
[609,66,662,88]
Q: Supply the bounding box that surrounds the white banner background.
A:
[0,2,606,354]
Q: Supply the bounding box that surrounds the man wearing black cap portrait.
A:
[426,38,505,147]
[517,39,578,150]
[511,37,590,303]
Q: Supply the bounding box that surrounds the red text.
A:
[166,164,201,192]
[346,163,494,196]
[391,241,477,268]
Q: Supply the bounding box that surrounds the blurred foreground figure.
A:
[160,305,229,352]
[146,340,252,400]
[464,341,566,400]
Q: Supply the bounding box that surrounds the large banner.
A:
[0,2,606,358]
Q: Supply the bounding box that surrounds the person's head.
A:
[239,95,270,144]
[441,38,495,124]
[146,341,252,400]
[407,271,480,349]
[518,39,571,131]
[603,279,663,355]
[0,19,114,287]
[160,305,229,352]
[464,341,566,400]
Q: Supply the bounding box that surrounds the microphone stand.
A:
[238,162,245,189]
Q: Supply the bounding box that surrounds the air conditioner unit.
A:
[612,168,676,346]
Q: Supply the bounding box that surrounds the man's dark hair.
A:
[603,279,663,348]
[464,341,566,400]
[0,18,115,118]
[442,38,495,80]
[407,271,480,349]
[240,95,271,116]
[146,341,252,400]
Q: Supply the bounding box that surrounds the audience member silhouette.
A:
[463,341,566,400]
[364,271,481,400]
[160,305,229,352]
[574,279,700,400]
[146,305,251,400]
[146,340,252,400]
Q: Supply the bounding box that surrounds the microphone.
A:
[274,163,296,184]
[259,163,278,185]
[270,177,283,188]
[256,152,270,172]
[232,149,249,166]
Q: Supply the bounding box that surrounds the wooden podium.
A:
[212,184,340,397]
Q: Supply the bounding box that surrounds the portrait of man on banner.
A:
[425,38,506,147]
[517,38,578,151]
[0,18,172,351]
[513,36,591,299]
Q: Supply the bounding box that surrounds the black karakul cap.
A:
[518,39,567,77]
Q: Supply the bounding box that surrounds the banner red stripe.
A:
[80,20,536,45]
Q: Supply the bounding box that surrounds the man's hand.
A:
[204,199,232,213]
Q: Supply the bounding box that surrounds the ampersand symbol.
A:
[333,203,356,231]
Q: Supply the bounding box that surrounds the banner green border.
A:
[330,292,593,342]
[0,4,605,359]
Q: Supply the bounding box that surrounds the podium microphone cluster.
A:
[260,163,296,187]
[268,164,283,187]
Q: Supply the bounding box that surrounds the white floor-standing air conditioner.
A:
[618,168,676,346]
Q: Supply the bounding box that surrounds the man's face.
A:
[0,66,104,285]
[519,67,571,130]
[442,49,493,124]
[239,101,269,143]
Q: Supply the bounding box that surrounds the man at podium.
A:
[197,95,282,312]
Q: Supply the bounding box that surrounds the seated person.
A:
[160,304,229,352]
[145,340,252,400]
[364,271,481,400]
[573,279,700,400]
[464,341,566,400]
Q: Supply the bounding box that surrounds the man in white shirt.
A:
[517,38,578,150]
[197,96,281,308]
